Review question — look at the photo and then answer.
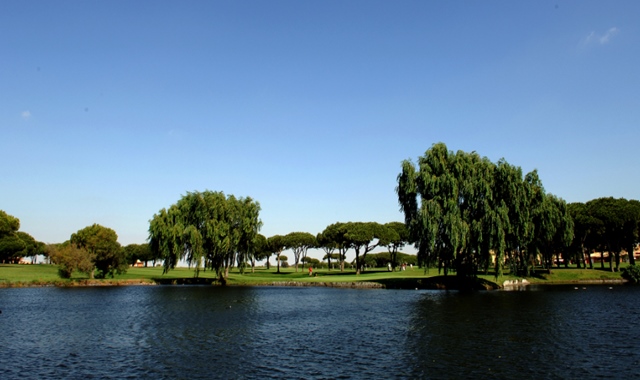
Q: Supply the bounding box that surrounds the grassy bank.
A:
[0,263,629,289]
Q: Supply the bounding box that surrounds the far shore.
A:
[0,264,630,290]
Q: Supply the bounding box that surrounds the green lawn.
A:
[0,263,628,288]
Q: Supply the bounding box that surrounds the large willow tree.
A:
[148,191,262,282]
[397,143,573,279]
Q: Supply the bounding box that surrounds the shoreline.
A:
[0,277,629,289]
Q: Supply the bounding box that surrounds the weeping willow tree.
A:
[148,191,261,283]
[397,143,572,279]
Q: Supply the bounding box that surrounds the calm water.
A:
[1,284,639,379]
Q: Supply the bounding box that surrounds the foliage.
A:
[316,231,337,271]
[16,232,46,263]
[48,243,95,278]
[384,222,410,270]
[71,224,126,278]
[123,243,155,266]
[267,235,286,273]
[0,211,46,264]
[397,143,573,279]
[320,223,350,272]
[0,210,25,263]
[322,253,341,261]
[368,251,391,267]
[566,198,640,273]
[250,234,269,271]
[342,221,394,274]
[302,257,320,266]
[148,190,262,280]
[398,252,418,266]
[368,251,418,267]
[583,198,640,271]
[283,232,316,271]
[567,202,601,269]
[621,265,640,284]
[360,254,377,268]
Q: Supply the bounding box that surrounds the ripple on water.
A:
[1,285,639,379]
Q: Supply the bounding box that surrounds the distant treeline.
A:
[2,143,639,282]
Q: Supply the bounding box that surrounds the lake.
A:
[1,284,639,379]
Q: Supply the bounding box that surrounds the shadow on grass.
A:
[260,270,364,277]
[370,275,500,291]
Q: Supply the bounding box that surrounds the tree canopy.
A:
[568,197,640,271]
[320,222,352,272]
[342,222,392,275]
[123,243,157,267]
[148,190,262,282]
[0,210,24,263]
[397,143,573,279]
[316,231,337,271]
[384,222,410,271]
[283,232,316,272]
[266,235,286,273]
[70,224,127,278]
[0,210,45,264]
[250,233,269,272]
[49,242,95,278]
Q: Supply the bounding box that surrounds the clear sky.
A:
[2,1,639,258]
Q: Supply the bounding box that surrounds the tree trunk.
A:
[628,244,636,266]
[609,253,614,272]
[577,247,584,269]
[361,252,368,273]
[391,249,398,271]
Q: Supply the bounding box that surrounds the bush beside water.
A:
[621,265,640,284]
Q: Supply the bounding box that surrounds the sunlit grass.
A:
[0,264,85,283]
[0,263,628,287]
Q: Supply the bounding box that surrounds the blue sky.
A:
[2,1,639,256]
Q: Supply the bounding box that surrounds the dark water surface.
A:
[1,285,639,379]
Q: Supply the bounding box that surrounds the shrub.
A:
[49,244,95,278]
[621,265,640,284]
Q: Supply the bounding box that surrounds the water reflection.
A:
[0,286,639,379]
[407,286,640,379]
